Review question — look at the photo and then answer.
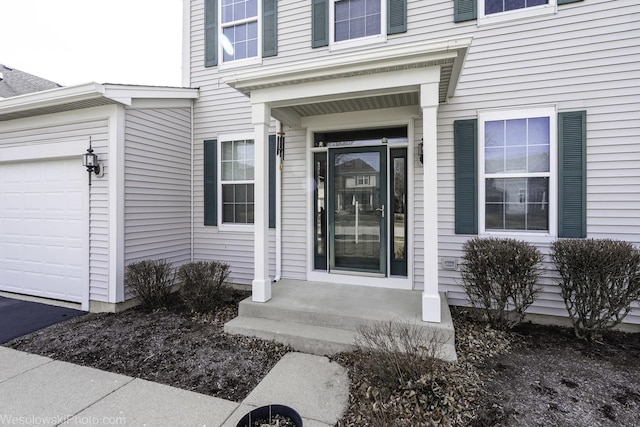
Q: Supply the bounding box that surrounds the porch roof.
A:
[224,37,472,123]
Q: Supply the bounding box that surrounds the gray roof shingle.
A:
[0,64,62,98]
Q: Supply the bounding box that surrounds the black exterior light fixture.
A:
[419,138,424,164]
[83,138,101,186]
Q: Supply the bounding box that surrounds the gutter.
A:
[273,120,284,282]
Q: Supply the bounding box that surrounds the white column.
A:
[420,82,441,322]
[252,102,272,302]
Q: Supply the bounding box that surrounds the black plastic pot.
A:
[235,404,303,427]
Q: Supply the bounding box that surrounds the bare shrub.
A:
[551,238,640,340]
[177,260,232,314]
[461,237,543,330]
[124,259,174,309]
[354,320,447,388]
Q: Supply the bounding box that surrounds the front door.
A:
[328,147,387,275]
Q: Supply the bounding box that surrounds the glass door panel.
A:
[329,147,387,274]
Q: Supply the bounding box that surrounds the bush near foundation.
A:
[461,237,543,330]
[124,259,174,309]
[551,238,640,340]
[177,260,232,314]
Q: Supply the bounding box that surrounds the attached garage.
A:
[0,158,87,303]
[0,83,198,311]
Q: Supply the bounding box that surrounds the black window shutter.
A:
[263,0,278,57]
[312,0,329,48]
[269,135,276,229]
[454,119,478,234]
[558,111,587,238]
[204,0,218,67]
[388,0,407,35]
[454,0,477,23]
[204,140,218,226]
[558,0,583,5]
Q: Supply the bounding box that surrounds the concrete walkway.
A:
[0,348,349,427]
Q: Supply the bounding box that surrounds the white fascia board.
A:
[0,82,105,115]
[252,67,441,107]
[102,84,199,101]
[224,37,472,92]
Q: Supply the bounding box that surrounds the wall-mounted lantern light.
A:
[83,138,101,186]
[419,139,424,164]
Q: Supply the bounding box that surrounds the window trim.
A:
[478,0,557,26]
[328,0,387,51]
[218,0,262,68]
[218,132,256,232]
[478,106,557,238]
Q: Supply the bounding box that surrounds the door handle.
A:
[376,205,385,218]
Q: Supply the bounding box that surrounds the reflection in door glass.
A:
[333,151,383,272]
[390,149,407,276]
[314,153,327,270]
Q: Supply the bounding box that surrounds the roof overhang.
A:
[224,37,472,125]
[0,83,199,122]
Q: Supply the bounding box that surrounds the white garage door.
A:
[0,158,86,303]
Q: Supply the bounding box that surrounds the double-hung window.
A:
[220,0,259,63]
[329,0,386,49]
[478,0,557,24]
[220,138,255,226]
[479,107,556,235]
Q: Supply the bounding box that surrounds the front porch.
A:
[224,279,457,362]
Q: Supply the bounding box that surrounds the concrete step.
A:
[225,280,458,362]
[224,316,357,356]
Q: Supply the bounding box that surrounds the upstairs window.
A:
[221,0,259,62]
[479,0,557,24]
[312,0,406,50]
[485,0,548,15]
[334,0,382,42]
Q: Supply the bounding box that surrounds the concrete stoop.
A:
[224,279,457,362]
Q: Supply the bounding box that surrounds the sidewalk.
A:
[0,348,349,427]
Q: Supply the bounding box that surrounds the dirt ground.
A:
[6,291,291,402]
[5,296,640,426]
[472,321,640,427]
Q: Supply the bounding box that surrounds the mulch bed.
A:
[5,297,640,426]
[6,291,291,402]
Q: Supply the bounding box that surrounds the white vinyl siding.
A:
[188,0,640,323]
[124,108,192,267]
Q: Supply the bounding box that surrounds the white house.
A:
[1,0,638,328]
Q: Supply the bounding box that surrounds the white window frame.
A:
[478,106,557,238]
[329,0,387,51]
[478,0,557,26]
[218,0,262,69]
[218,132,256,232]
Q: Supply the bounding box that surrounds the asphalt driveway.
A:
[0,296,85,344]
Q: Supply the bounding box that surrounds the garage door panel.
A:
[0,158,86,303]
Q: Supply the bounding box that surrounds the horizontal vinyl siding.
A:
[0,114,111,302]
[436,0,640,324]
[189,0,640,323]
[124,108,192,268]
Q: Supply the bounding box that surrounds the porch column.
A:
[420,82,441,322]
[252,101,272,302]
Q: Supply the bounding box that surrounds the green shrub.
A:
[551,238,640,340]
[461,237,543,330]
[354,320,446,388]
[177,261,232,314]
[124,259,174,309]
